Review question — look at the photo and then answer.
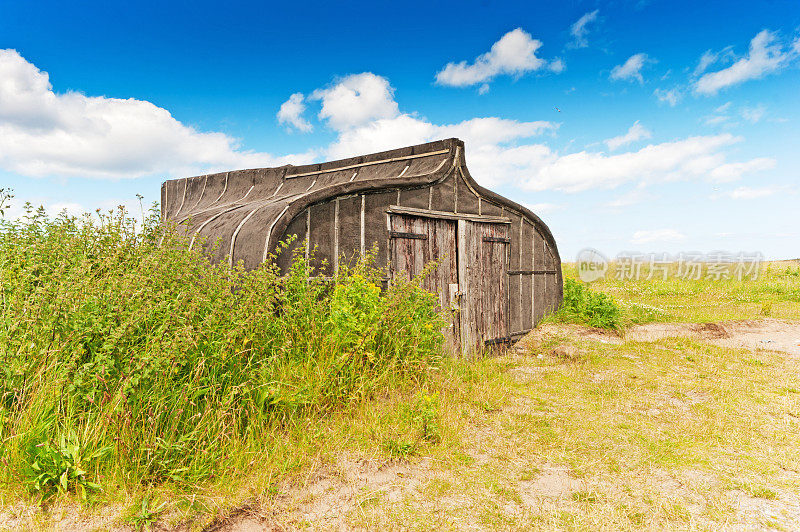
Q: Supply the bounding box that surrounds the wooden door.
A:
[457,220,510,354]
[388,214,460,352]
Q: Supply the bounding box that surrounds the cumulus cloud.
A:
[310,72,399,131]
[435,28,561,88]
[604,121,652,150]
[631,229,686,244]
[5,52,778,208]
[653,87,682,106]
[277,93,312,132]
[0,49,308,179]
[516,134,768,192]
[610,53,649,83]
[329,119,773,194]
[568,10,600,49]
[296,75,775,193]
[326,114,556,165]
[694,30,797,95]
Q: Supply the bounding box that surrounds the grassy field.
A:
[561,260,800,324]
[1,206,799,530]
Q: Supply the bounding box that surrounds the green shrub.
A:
[550,277,623,330]
[0,204,444,493]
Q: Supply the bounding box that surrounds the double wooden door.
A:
[388,213,509,355]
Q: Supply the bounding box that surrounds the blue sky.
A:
[1,0,799,259]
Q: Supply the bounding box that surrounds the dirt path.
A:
[512,318,800,356]
[626,319,800,356]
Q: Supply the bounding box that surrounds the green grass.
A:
[0,205,444,506]
[562,261,800,323]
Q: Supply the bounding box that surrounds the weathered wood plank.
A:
[533,229,546,324]
[457,219,473,355]
[389,214,460,354]
[388,205,510,224]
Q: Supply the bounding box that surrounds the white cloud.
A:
[728,186,779,199]
[549,58,566,74]
[692,48,736,77]
[305,74,556,158]
[631,229,685,244]
[525,202,562,214]
[435,28,561,88]
[704,114,730,126]
[715,102,732,113]
[326,114,556,166]
[568,10,600,49]
[309,74,774,193]
[653,87,682,106]
[5,50,779,213]
[277,92,312,132]
[604,121,652,150]
[604,189,653,209]
[703,102,769,128]
[702,102,733,126]
[707,158,776,182]
[694,30,797,95]
[2,196,146,224]
[0,49,309,179]
[517,134,777,193]
[694,50,718,76]
[741,104,766,123]
[310,72,399,131]
[610,53,649,83]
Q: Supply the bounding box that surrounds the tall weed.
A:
[0,204,444,495]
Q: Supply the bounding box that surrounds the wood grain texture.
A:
[390,214,460,353]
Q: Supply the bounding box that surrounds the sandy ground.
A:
[513,318,800,357]
[627,319,800,356]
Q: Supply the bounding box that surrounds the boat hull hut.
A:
[161,138,563,355]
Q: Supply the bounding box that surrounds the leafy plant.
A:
[382,438,418,458]
[412,393,441,444]
[28,432,108,500]
[128,494,166,530]
[380,391,442,458]
[0,187,12,217]
[549,277,623,330]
